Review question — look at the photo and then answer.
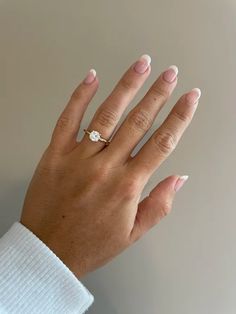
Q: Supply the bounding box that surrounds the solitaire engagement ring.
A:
[83,129,110,145]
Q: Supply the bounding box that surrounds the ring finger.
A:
[78,54,152,157]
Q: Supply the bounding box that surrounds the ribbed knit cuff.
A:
[0,222,94,314]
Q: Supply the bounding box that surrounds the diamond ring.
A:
[83,129,110,145]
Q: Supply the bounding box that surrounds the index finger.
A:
[129,88,201,180]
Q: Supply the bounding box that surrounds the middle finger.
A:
[104,65,178,164]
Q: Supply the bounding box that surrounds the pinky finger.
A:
[49,69,99,155]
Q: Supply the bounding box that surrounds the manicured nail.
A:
[163,65,178,83]
[83,69,96,84]
[174,175,189,192]
[133,54,151,74]
[186,88,201,104]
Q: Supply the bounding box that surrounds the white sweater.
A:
[0,222,94,313]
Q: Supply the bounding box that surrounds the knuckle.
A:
[159,200,172,217]
[70,85,84,101]
[34,153,67,181]
[172,110,190,123]
[36,164,65,179]
[130,230,142,244]
[128,109,152,132]
[55,115,74,132]
[89,158,115,183]
[96,108,118,128]
[120,77,138,91]
[153,130,177,155]
[118,178,140,201]
[95,169,109,182]
[90,164,110,183]
[150,84,169,101]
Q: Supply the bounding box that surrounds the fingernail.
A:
[163,65,178,83]
[83,69,96,84]
[186,88,201,104]
[133,54,151,74]
[174,175,189,192]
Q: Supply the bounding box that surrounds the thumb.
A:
[130,175,189,242]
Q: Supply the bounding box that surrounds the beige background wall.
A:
[1,1,236,313]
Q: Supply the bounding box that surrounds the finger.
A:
[49,69,98,155]
[129,88,201,179]
[130,174,189,242]
[78,54,151,158]
[106,65,179,164]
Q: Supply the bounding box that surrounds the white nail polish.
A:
[174,175,189,192]
[179,175,189,181]
[90,69,96,77]
[83,69,96,84]
[168,65,179,76]
[191,88,201,101]
[133,54,152,74]
[140,54,152,65]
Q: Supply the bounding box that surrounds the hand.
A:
[20,54,201,278]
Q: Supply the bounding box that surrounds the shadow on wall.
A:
[83,274,118,314]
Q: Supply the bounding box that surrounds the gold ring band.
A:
[83,129,110,145]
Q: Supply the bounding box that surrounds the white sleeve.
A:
[0,221,94,314]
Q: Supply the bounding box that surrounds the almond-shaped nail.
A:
[186,88,201,105]
[174,175,189,192]
[133,54,151,74]
[163,65,178,83]
[83,69,96,84]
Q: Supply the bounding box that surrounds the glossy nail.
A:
[83,69,96,84]
[174,175,189,192]
[186,88,201,104]
[163,65,178,83]
[133,54,151,74]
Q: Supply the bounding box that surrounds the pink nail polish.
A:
[163,65,178,83]
[83,69,96,84]
[133,54,151,74]
[174,175,189,192]
[186,88,201,105]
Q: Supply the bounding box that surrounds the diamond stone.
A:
[89,130,101,142]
